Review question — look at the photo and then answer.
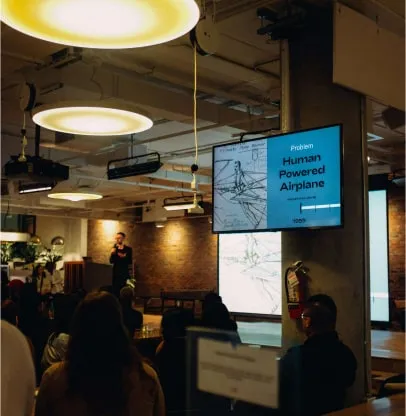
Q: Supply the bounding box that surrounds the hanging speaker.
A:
[381,106,405,130]
[19,83,37,112]
[190,17,219,56]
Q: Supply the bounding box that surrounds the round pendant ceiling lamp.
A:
[32,101,153,136]
[1,0,200,49]
[48,192,103,202]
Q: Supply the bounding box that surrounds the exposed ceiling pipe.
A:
[135,112,279,146]
[97,55,276,109]
[182,44,280,80]
[0,202,64,211]
[71,174,200,194]
[2,206,135,222]
[68,111,279,163]
[213,0,278,22]
[2,50,45,65]
[1,131,91,156]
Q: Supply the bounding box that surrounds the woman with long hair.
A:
[35,291,165,416]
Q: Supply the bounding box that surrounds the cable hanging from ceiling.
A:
[191,42,199,194]
[18,112,28,162]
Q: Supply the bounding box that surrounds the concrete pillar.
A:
[281,7,370,406]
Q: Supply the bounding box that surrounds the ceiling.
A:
[1,0,405,222]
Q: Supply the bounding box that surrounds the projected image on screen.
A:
[369,190,390,322]
[219,232,281,315]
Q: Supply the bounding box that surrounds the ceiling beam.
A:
[71,174,200,194]
[58,63,279,124]
[145,169,211,184]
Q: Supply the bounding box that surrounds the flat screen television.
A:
[212,124,343,233]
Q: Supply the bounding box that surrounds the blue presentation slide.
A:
[267,125,342,229]
[212,125,342,232]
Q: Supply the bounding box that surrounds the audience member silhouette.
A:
[201,292,222,313]
[119,286,143,338]
[1,269,9,303]
[35,291,165,416]
[19,283,50,384]
[279,294,357,416]
[1,298,19,326]
[42,294,79,372]
[201,301,238,332]
[155,308,195,414]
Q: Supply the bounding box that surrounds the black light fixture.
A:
[163,194,203,211]
[107,152,162,180]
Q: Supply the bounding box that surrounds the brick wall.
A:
[87,219,136,265]
[87,218,217,290]
[87,188,404,299]
[388,186,405,300]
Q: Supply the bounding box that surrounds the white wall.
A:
[36,216,88,262]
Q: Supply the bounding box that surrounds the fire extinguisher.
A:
[284,261,309,319]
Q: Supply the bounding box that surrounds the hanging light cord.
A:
[18,112,28,162]
[90,66,104,99]
[193,44,198,166]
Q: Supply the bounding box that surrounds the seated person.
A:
[35,291,165,416]
[155,308,195,413]
[202,292,222,313]
[280,294,357,416]
[8,278,24,304]
[1,299,19,326]
[19,283,51,385]
[41,294,79,372]
[201,301,238,332]
[1,298,35,359]
[119,286,143,338]
[1,269,9,303]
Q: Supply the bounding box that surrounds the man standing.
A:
[110,232,132,297]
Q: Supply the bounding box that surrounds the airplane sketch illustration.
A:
[220,233,281,315]
[214,158,267,229]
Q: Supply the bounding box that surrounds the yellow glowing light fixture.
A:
[1,0,200,49]
[48,192,103,202]
[32,101,153,136]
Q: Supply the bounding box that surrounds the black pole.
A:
[35,123,40,157]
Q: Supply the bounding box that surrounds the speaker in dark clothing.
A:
[110,244,132,298]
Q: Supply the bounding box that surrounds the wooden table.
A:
[371,331,405,373]
[327,394,405,415]
[133,328,162,361]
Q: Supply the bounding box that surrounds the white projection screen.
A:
[369,189,390,323]
[218,190,389,320]
[218,232,281,316]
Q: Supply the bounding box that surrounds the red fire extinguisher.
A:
[284,261,309,319]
